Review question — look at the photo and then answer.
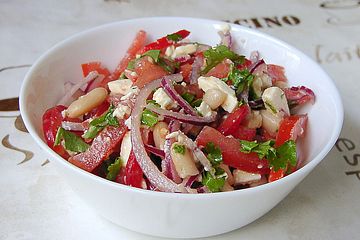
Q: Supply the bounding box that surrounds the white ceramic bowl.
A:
[20,17,343,238]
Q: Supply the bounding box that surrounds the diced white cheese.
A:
[113,104,131,119]
[233,169,261,185]
[197,76,238,113]
[153,88,177,109]
[120,86,140,100]
[108,79,133,95]
[120,131,132,164]
[171,44,197,59]
[165,45,175,58]
[262,86,290,115]
[196,101,213,117]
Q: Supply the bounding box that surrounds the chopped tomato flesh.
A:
[133,57,168,88]
[205,61,231,79]
[124,151,143,188]
[275,115,307,147]
[268,168,285,182]
[267,64,287,83]
[217,105,250,136]
[196,126,270,174]
[69,125,127,172]
[232,125,256,141]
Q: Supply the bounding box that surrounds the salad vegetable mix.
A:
[42,26,315,193]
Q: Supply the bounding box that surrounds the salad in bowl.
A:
[42,25,315,193]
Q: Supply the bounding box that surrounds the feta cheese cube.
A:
[153,88,177,109]
[233,169,261,185]
[120,86,140,100]
[197,76,238,113]
[196,101,213,117]
[171,44,197,59]
[113,104,131,119]
[108,79,133,95]
[262,86,290,115]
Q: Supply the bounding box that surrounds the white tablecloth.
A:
[1,0,360,239]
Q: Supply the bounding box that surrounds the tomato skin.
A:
[140,29,190,53]
[237,58,252,70]
[81,62,111,93]
[124,151,143,188]
[69,125,127,172]
[196,126,270,174]
[217,105,250,136]
[42,105,69,159]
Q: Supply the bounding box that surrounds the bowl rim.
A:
[19,16,344,199]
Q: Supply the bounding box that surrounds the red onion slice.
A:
[58,71,103,106]
[218,30,232,48]
[162,120,182,184]
[131,75,186,193]
[144,144,165,158]
[189,55,203,85]
[61,121,86,132]
[146,104,216,125]
[161,76,198,116]
[249,59,265,74]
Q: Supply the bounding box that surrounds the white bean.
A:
[170,142,199,178]
[66,87,108,118]
[203,89,226,110]
[153,122,169,150]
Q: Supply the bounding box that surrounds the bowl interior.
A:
[20,17,343,184]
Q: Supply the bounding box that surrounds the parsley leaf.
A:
[271,140,297,171]
[173,144,186,155]
[191,98,202,107]
[126,59,136,70]
[202,170,226,192]
[158,57,179,73]
[166,33,183,42]
[202,45,245,74]
[228,67,255,94]
[106,157,123,181]
[83,105,119,139]
[181,92,195,104]
[54,127,89,153]
[142,50,161,63]
[141,109,158,127]
[204,142,223,166]
[240,139,297,171]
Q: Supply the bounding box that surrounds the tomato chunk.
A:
[267,64,287,83]
[133,57,168,88]
[232,125,256,141]
[275,115,308,147]
[268,168,285,182]
[196,126,269,174]
[205,61,231,79]
[42,105,69,159]
[69,125,127,172]
[217,105,250,136]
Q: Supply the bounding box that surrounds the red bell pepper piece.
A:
[123,151,143,188]
[140,29,190,54]
[42,105,70,159]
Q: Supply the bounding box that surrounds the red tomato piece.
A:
[232,125,256,141]
[237,58,252,70]
[275,115,308,147]
[205,61,231,79]
[133,57,168,88]
[69,125,127,172]
[81,62,111,93]
[124,151,143,188]
[267,64,287,83]
[42,105,69,159]
[268,168,285,182]
[140,29,190,54]
[179,63,192,81]
[196,126,270,174]
[217,105,250,136]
